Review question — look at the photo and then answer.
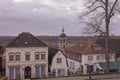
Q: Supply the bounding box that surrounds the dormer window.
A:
[80,43,83,47]
[25,42,28,44]
[94,46,101,50]
[92,44,101,50]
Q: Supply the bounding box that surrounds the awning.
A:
[98,61,120,70]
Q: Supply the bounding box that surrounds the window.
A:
[15,68,20,77]
[73,63,75,70]
[70,62,75,69]
[58,69,65,76]
[88,55,93,61]
[57,58,62,64]
[96,56,100,60]
[63,39,65,42]
[9,54,14,61]
[9,67,20,79]
[35,54,39,60]
[9,68,14,78]
[25,54,30,60]
[35,66,39,77]
[41,54,45,60]
[96,55,104,60]
[101,55,104,60]
[41,66,45,76]
[35,66,45,77]
[16,54,20,61]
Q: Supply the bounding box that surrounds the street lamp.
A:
[88,56,93,80]
[88,64,92,80]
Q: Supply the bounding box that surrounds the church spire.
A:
[62,27,64,33]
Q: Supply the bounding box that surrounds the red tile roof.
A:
[66,40,114,54]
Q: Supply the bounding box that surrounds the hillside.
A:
[0,36,97,48]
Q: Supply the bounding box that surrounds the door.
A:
[58,69,65,76]
[24,66,31,79]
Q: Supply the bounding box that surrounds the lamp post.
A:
[88,56,93,80]
[88,64,92,80]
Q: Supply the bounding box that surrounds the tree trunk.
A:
[105,0,110,73]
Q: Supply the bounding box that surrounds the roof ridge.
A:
[6,32,47,47]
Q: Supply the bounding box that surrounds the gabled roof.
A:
[7,32,47,47]
[66,40,114,54]
[48,47,68,72]
[98,61,120,70]
[48,47,60,66]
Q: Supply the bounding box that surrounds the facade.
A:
[67,58,81,75]
[58,28,68,50]
[0,45,4,75]
[48,48,68,76]
[6,32,48,79]
[65,40,116,74]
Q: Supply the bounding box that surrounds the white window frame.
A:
[9,53,14,61]
[88,55,93,61]
[25,52,30,61]
[15,52,20,61]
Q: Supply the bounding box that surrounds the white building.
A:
[6,32,48,79]
[48,47,68,76]
[65,40,116,74]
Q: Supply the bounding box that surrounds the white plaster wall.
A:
[67,58,81,73]
[6,47,48,78]
[82,53,115,64]
[51,51,68,76]
[81,53,115,74]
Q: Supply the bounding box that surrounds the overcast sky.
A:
[0,0,120,36]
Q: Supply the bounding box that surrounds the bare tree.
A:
[82,0,120,73]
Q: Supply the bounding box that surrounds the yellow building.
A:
[58,28,68,50]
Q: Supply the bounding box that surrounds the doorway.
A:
[24,66,31,79]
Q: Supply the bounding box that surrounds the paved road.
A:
[32,73,120,80]
[100,78,120,80]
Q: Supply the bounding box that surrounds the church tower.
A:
[58,27,68,50]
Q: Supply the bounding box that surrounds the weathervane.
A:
[62,27,64,33]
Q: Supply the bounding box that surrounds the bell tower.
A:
[59,27,68,50]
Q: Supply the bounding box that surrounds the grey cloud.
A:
[0,0,119,36]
